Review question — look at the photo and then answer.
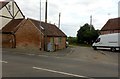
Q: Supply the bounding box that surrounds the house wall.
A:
[58,37,66,49]
[15,19,42,49]
[1,34,14,48]
[47,37,66,50]
[100,30,120,35]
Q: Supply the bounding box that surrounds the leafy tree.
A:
[77,23,99,45]
[67,36,77,45]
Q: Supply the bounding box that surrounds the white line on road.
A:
[0,60,8,63]
[33,67,89,78]
[27,54,35,56]
[55,57,60,58]
[38,55,61,59]
[38,55,49,57]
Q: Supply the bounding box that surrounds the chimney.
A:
[45,0,47,23]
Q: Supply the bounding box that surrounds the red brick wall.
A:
[15,19,42,49]
[61,37,66,49]
[47,37,66,50]
[1,34,13,48]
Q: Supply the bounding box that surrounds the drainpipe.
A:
[11,32,16,48]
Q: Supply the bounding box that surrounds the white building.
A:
[0,0,25,29]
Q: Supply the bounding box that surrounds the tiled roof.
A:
[29,18,67,37]
[101,17,120,31]
[0,1,9,10]
[1,18,67,37]
[2,19,24,33]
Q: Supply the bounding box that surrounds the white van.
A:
[92,33,120,52]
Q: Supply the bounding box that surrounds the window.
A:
[8,4,11,11]
[59,37,62,44]
[50,38,54,43]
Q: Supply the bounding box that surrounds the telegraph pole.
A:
[58,12,61,28]
[90,15,92,31]
[40,0,42,50]
[44,0,47,51]
[45,0,47,23]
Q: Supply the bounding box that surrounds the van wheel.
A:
[118,48,120,52]
[111,48,116,52]
[93,47,97,50]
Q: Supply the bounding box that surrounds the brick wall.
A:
[2,34,13,48]
[15,19,42,49]
[47,37,66,50]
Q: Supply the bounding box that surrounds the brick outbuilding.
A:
[1,18,67,51]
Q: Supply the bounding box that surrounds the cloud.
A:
[15,0,40,20]
[15,0,119,37]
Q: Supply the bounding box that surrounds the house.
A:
[1,18,67,51]
[0,0,25,48]
[100,17,120,35]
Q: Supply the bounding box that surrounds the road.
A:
[2,49,118,78]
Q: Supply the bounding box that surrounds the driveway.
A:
[65,46,118,65]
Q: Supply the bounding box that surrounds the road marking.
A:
[38,55,49,57]
[27,54,35,56]
[38,54,62,58]
[0,60,8,63]
[33,67,90,78]
[55,57,60,58]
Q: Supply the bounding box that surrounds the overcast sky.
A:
[15,0,119,37]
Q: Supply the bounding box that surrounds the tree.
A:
[67,36,77,45]
[77,23,99,45]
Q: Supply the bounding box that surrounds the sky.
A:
[13,0,120,37]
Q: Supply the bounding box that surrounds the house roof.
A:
[29,18,67,37]
[0,1,9,10]
[101,17,120,31]
[2,19,24,33]
[1,18,67,37]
